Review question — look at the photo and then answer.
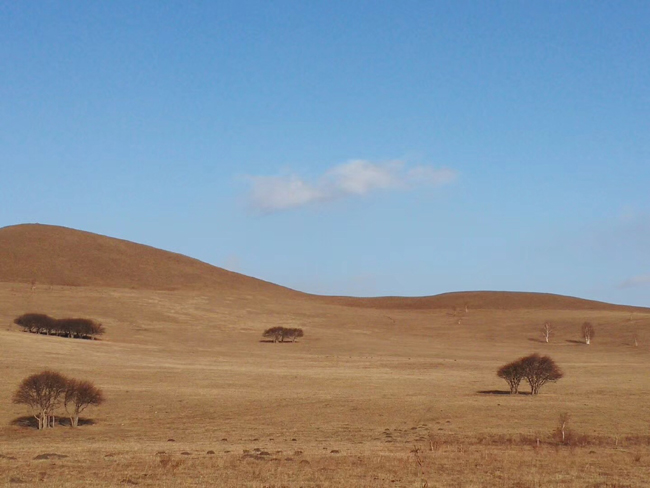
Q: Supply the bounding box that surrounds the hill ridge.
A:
[319,290,650,312]
[0,223,647,313]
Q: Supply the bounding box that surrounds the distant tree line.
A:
[263,327,304,343]
[13,370,104,429]
[14,313,104,339]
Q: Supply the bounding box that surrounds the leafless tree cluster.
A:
[14,313,104,339]
[497,353,563,395]
[538,320,601,345]
[12,371,104,429]
[262,327,304,343]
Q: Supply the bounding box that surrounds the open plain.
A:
[1,225,649,487]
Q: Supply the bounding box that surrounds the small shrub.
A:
[262,327,304,343]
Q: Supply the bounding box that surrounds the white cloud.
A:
[326,160,404,195]
[247,175,328,212]
[245,160,457,213]
[619,274,650,289]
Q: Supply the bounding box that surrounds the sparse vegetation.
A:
[262,327,304,343]
[13,371,104,429]
[14,313,104,339]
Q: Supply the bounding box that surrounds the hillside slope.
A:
[0,224,295,294]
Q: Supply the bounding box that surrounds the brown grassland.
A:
[1,225,649,487]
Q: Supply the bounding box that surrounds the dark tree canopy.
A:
[497,354,563,395]
[262,327,304,343]
[14,313,104,339]
[497,360,524,394]
[519,353,563,395]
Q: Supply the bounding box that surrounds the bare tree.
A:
[64,379,104,427]
[557,412,571,444]
[520,353,563,395]
[581,322,595,345]
[13,371,69,429]
[497,360,524,394]
[542,321,552,343]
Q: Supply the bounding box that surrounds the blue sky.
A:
[1,1,649,306]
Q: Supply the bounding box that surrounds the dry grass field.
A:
[1,225,650,487]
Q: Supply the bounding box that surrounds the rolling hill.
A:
[0,223,646,312]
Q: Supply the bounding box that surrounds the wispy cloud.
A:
[619,274,650,289]
[245,160,457,213]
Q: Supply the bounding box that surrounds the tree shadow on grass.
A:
[11,416,96,429]
[528,338,546,343]
[11,416,39,429]
[258,340,299,343]
[566,340,586,345]
[477,390,532,396]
